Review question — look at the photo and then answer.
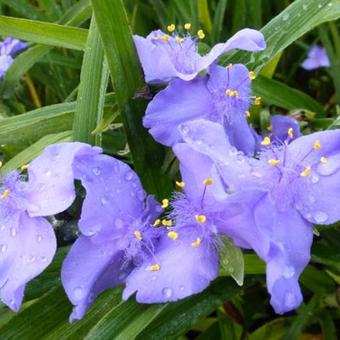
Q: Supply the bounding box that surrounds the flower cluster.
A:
[1,25,339,322]
[0,38,27,78]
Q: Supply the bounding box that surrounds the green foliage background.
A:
[0,0,339,338]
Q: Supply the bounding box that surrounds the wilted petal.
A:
[122,227,219,303]
[61,236,128,321]
[26,142,100,217]
[144,77,214,146]
[0,211,56,311]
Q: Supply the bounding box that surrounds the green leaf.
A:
[249,317,293,340]
[211,0,227,44]
[224,0,340,71]
[1,131,72,174]
[219,238,245,286]
[198,0,213,35]
[253,76,326,114]
[92,0,172,197]
[244,254,265,274]
[72,16,106,144]
[0,15,88,50]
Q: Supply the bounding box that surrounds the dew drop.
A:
[179,285,185,291]
[0,244,8,253]
[10,228,17,237]
[45,170,52,177]
[302,4,308,10]
[137,190,145,201]
[314,211,328,224]
[37,234,43,243]
[125,171,133,181]
[0,224,5,232]
[251,171,263,178]
[162,287,173,298]
[283,266,295,279]
[318,3,322,8]
[308,195,316,204]
[92,167,101,176]
[100,197,108,205]
[151,275,157,281]
[87,229,97,237]
[284,292,297,308]
[73,287,85,301]
[311,174,319,184]
[181,126,189,135]
[282,13,290,21]
[28,256,36,263]
[41,256,47,262]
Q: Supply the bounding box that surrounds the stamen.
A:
[300,166,311,177]
[225,89,233,96]
[203,178,213,186]
[254,97,262,105]
[320,156,328,164]
[268,159,280,166]
[161,199,169,209]
[153,219,161,226]
[191,238,201,247]
[288,128,294,139]
[176,181,185,188]
[167,231,178,240]
[246,111,250,117]
[1,189,10,200]
[162,219,172,227]
[195,214,206,223]
[0,161,2,168]
[184,23,191,30]
[20,164,29,171]
[134,230,142,240]
[160,35,170,41]
[313,140,321,150]
[249,71,256,80]
[167,24,176,32]
[175,36,184,43]
[197,30,205,39]
[148,264,161,271]
[226,63,233,69]
[261,136,271,146]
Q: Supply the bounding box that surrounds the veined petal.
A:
[144,77,214,146]
[61,236,128,322]
[122,227,219,303]
[26,142,100,217]
[199,29,266,70]
[0,211,56,311]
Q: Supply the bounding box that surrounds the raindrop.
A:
[284,292,297,308]
[181,125,189,135]
[162,287,173,298]
[179,285,185,291]
[282,13,290,21]
[45,170,52,177]
[41,256,48,262]
[87,229,97,237]
[73,287,85,301]
[314,211,328,224]
[151,275,157,281]
[283,266,295,279]
[100,197,108,205]
[251,171,263,178]
[302,4,308,10]
[308,195,316,204]
[318,3,322,8]
[10,228,17,237]
[28,256,36,263]
[0,244,8,253]
[37,234,43,243]
[125,171,133,181]
[311,174,319,184]
[92,167,101,176]
[0,224,5,232]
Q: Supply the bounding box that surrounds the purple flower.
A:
[0,37,27,78]
[302,45,330,71]
[178,119,340,314]
[0,142,99,312]
[144,63,260,154]
[134,27,266,83]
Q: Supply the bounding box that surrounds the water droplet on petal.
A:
[151,275,157,281]
[308,195,316,204]
[0,224,5,232]
[311,174,319,184]
[87,229,97,237]
[41,256,47,262]
[37,234,43,243]
[314,211,328,224]
[162,287,173,298]
[137,190,145,201]
[125,171,133,181]
[179,285,185,291]
[282,13,290,21]
[283,266,295,279]
[100,197,108,205]
[73,287,85,301]
[0,244,8,253]
[92,167,101,176]
[302,4,308,10]
[10,228,17,237]
[45,170,52,177]
[284,292,297,308]
[28,256,36,263]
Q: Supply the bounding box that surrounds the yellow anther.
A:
[134,230,142,240]
[313,140,321,150]
[160,34,170,41]
[0,161,2,168]
[162,219,173,227]
[195,215,206,223]
[167,231,178,240]
[249,71,256,80]
[153,219,161,226]
[267,124,272,131]
[268,159,280,166]
[300,166,311,177]
[191,237,201,247]
[1,189,10,200]
[288,127,294,139]
[246,111,250,118]
[20,164,29,171]
[226,63,233,69]
[203,178,213,186]
[261,136,271,146]
[167,24,176,32]
[175,36,184,43]
[161,199,169,209]
[233,90,240,98]
[184,23,191,30]
[254,97,262,105]
[225,89,233,96]
[197,29,205,39]
[320,156,328,164]
[148,264,161,271]
[175,181,185,188]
